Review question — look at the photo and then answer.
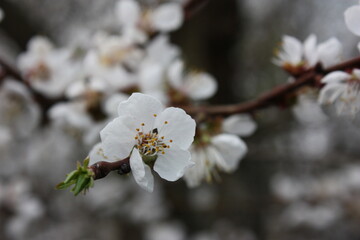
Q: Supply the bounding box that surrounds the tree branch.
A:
[183,56,360,116]
[89,157,130,180]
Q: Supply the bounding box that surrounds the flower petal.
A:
[130,148,154,192]
[345,5,360,36]
[303,34,318,67]
[321,71,351,84]
[115,0,140,28]
[318,83,346,105]
[154,146,193,181]
[100,116,136,160]
[210,134,248,172]
[222,114,257,137]
[117,93,164,133]
[167,59,184,89]
[281,35,303,65]
[184,147,207,187]
[151,3,184,32]
[185,72,218,100]
[89,142,107,165]
[155,107,196,150]
[317,38,342,68]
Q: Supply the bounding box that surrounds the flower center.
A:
[134,119,173,159]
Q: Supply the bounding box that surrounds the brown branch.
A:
[183,56,360,116]
[184,0,209,20]
[89,157,130,180]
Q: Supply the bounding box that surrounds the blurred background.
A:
[1,0,360,239]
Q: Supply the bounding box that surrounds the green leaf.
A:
[56,157,95,196]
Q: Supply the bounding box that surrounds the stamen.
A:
[153,114,157,117]
[164,121,168,124]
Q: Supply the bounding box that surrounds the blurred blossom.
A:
[281,201,342,230]
[18,36,78,98]
[0,79,40,138]
[292,89,328,125]
[145,222,185,240]
[273,34,343,72]
[319,69,360,121]
[344,3,360,36]
[188,186,218,211]
[184,114,255,187]
[167,59,218,101]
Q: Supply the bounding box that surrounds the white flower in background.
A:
[273,35,303,68]
[317,37,343,69]
[137,35,180,103]
[90,93,196,192]
[49,102,94,131]
[115,0,184,33]
[345,2,360,36]
[184,114,255,187]
[273,35,342,70]
[0,79,40,138]
[167,59,218,101]
[318,69,360,118]
[83,32,140,89]
[18,36,77,98]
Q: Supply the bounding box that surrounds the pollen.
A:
[141,123,145,126]
[164,121,168,124]
[136,128,140,131]
[153,114,157,117]
[169,140,173,143]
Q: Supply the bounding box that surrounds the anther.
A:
[164,121,168,124]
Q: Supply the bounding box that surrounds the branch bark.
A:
[89,157,130,180]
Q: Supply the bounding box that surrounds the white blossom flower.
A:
[184,134,247,187]
[318,69,360,118]
[167,59,218,101]
[0,79,40,138]
[18,36,78,98]
[184,114,255,187]
[115,0,184,33]
[345,3,360,36]
[90,93,196,192]
[273,35,342,71]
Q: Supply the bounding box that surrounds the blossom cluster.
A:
[3,0,257,192]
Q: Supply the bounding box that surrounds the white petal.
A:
[115,0,140,27]
[222,114,257,137]
[117,93,164,133]
[151,3,184,32]
[147,35,180,66]
[317,38,343,68]
[303,34,318,67]
[154,146,193,181]
[138,61,164,93]
[130,148,154,192]
[321,71,351,84]
[155,107,196,150]
[167,59,184,89]
[345,5,360,36]
[282,35,303,65]
[103,93,129,117]
[318,83,346,105]
[100,116,136,160]
[184,148,207,187]
[357,42,360,53]
[211,134,248,172]
[89,142,107,165]
[185,72,218,100]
